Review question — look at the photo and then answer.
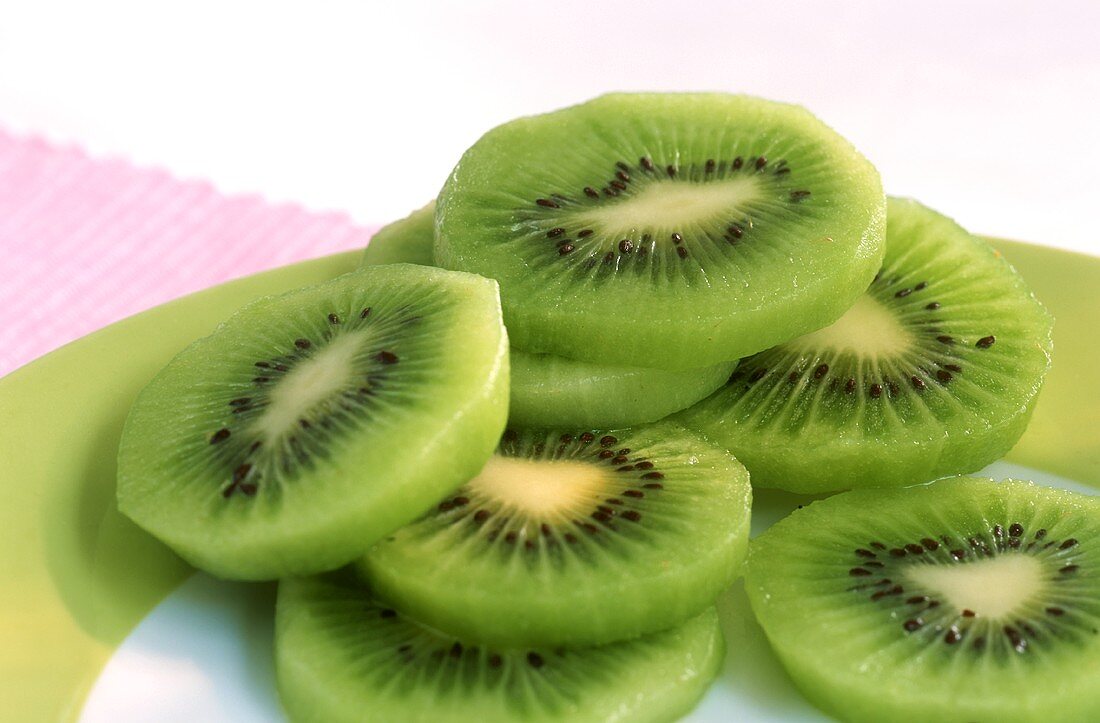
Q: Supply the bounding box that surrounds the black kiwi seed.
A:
[977,335,996,348]
[926,302,941,310]
[705,159,716,173]
[936,370,953,384]
[527,652,545,668]
[558,243,575,255]
[360,307,372,318]
[676,247,688,259]
[584,187,599,199]
[618,239,633,253]
[640,156,654,171]
[547,227,565,238]
[536,198,559,208]
[790,190,811,202]
[911,375,926,390]
[295,338,311,350]
[577,229,594,238]
[666,165,676,177]
[210,428,231,444]
[327,313,340,324]
[755,156,767,170]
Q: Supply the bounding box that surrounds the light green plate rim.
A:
[1,240,1096,721]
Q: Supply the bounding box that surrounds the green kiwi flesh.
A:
[117,265,509,580]
[508,352,735,427]
[745,477,1100,723]
[436,92,886,369]
[360,422,751,647]
[276,572,724,723]
[677,197,1053,493]
[361,202,437,267]
[359,201,738,426]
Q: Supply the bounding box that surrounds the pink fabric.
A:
[0,131,377,377]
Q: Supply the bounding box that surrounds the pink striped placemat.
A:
[0,131,377,377]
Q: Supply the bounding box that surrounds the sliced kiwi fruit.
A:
[359,200,738,426]
[117,264,509,580]
[276,572,724,723]
[359,422,751,647]
[745,477,1100,723]
[436,92,886,370]
[507,352,735,428]
[360,201,437,267]
[677,197,1053,493]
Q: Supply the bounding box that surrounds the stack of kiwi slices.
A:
[114,92,1084,723]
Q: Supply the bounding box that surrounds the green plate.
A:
[1,241,1097,721]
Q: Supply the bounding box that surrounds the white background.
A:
[1,0,1098,255]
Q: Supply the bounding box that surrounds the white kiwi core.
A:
[787,295,912,359]
[576,177,763,236]
[905,554,1045,619]
[468,455,609,519]
[253,333,362,442]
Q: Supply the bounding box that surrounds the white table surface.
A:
[1,0,1097,255]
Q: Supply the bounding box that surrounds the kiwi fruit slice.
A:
[359,200,738,426]
[507,352,735,427]
[677,197,1053,493]
[361,201,437,267]
[359,422,751,647]
[117,264,509,580]
[436,92,886,370]
[276,572,724,723]
[745,477,1100,723]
